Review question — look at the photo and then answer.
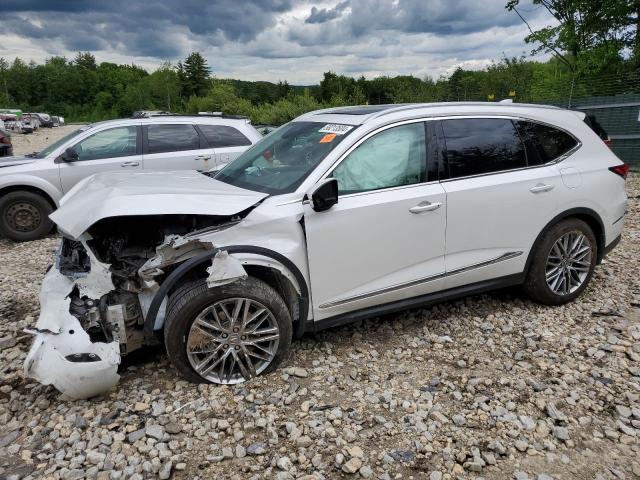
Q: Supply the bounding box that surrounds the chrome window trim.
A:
[318,251,523,309]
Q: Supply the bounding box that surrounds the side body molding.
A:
[143,245,310,338]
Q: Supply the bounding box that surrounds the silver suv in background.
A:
[0,115,262,241]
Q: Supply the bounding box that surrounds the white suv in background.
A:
[0,115,261,241]
[24,103,627,399]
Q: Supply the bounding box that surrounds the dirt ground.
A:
[11,124,82,156]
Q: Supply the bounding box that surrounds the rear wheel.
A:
[0,191,54,242]
[523,218,597,305]
[164,276,292,384]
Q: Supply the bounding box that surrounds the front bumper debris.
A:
[23,264,120,400]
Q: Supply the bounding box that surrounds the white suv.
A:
[24,103,628,399]
[0,115,261,241]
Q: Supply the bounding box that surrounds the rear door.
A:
[59,125,142,193]
[142,123,215,172]
[197,124,254,170]
[438,117,561,288]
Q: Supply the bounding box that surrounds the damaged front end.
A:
[24,214,246,400]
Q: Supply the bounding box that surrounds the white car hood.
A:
[51,170,268,238]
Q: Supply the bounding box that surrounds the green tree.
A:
[180,52,210,97]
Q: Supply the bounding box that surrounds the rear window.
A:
[442,118,527,178]
[199,125,252,148]
[147,124,201,154]
[515,121,578,165]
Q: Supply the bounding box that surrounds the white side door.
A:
[304,121,447,320]
[439,117,560,288]
[59,125,142,193]
[143,123,216,172]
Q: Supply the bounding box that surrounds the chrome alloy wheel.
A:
[545,231,592,295]
[186,297,280,384]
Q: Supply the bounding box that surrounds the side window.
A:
[442,118,526,178]
[199,125,252,148]
[332,122,426,195]
[515,121,578,165]
[147,124,200,154]
[73,126,137,161]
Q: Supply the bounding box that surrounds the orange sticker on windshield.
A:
[319,133,337,143]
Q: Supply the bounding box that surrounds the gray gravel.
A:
[0,175,638,479]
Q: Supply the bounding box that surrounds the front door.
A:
[143,123,216,172]
[304,121,447,320]
[59,125,142,193]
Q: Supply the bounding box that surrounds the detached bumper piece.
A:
[23,266,120,400]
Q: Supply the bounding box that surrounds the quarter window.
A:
[515,121,578,165]
[199,125,252,148]
[72,126,137,161]
[147,124,200,154]
[332,122,426,194]
[442,118,526,178]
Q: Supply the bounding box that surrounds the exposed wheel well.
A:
[0,185,57,210]
[525,208,606,275]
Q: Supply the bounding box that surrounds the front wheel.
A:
[523,218,597,305]
[164,277,292,384]
[0,191,54,242]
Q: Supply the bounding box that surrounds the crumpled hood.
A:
[0,155,35,168]
[51,170,268,238]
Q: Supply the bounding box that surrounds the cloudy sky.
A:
[0,0,555,84]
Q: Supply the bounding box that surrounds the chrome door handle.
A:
[195,155,211,161]
[530,183,554,193]
[409,201,442,214]
[120,161,139,167]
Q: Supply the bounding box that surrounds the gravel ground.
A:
[11,124,81,156]
[0,149,638,478]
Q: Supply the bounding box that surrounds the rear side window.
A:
[515,121,578,165]
[199,125,252,148]
[147,124,200,154]
[442,118,526,178]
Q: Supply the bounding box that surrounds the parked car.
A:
[22,102,628,399]
[0,115,261,241]
[58,116,65,126]
[33,113,54,128]
[0,127,12,157]
[51,116,61,127]
[0,114,18,131]
[20,114,37,133]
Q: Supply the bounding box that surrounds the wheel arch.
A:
[524,207,606,276]
[144,245,310,339]
[0,184,58,210]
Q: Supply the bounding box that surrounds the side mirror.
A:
[309,178,338,212]
[61,147,79,162]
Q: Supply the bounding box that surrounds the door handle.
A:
[529,183,554,193]
[120,161,139,167]
[409,201,443,214]
[195,155,211,161]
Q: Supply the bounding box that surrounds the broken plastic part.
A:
[23,266,120,399]
[206,250,248,288]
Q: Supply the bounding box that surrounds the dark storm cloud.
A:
[306,1,350,24]
[294,0,524,45]
[2,0,292,58]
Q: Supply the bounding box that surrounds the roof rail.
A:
[130,111,249,121]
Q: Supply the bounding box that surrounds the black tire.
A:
[523,218,597,305]
[0,191,54,242]
[164,276,292,384]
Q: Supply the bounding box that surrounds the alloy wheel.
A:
[186,297,280,384]
[545,230,592,295]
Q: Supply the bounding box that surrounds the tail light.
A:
[603,138,613,148]
[609,163,629,179]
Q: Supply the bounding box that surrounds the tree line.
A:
[0,0,636,126]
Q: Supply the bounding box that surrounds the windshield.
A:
[215,121,356,194]
[30,126,90,158]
